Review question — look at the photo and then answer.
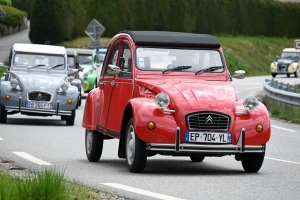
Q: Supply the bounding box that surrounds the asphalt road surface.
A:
[1,27,300,200]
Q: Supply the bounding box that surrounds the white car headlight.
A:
[243,96,259,111]
[83,72,88,78]
[61,82,69,91]
[10,79,19,88]
[155,93,170,109]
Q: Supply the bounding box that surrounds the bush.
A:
[11,0,34,19]
[0,0,11,6]
[0,6,6,22]
[1,4,27,27]
[29,0,74,44]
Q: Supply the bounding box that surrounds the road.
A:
[1,28,300,200]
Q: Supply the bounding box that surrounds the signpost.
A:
[85,19,105,48]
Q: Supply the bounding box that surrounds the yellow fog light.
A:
[147,121,156,130]
[67,99,72,104]
[256,124,263,132]
[5,95,10,100]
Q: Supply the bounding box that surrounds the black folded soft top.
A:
[119,30,220,48]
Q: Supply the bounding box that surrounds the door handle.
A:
[99,81,104,85]
[111,80,116,87]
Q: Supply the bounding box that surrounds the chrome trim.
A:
[146,128,264,154]
[235,110,248,116]
[175,127,180,152]
[162,108,175,113]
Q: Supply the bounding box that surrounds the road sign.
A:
[85,19,105,41]
[294,40,300,49]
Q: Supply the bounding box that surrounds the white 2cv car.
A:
[0,43,78,125]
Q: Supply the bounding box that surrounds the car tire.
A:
[78,91,82,106]
[125,118,147,173]
[287,74,290,77]
[241,149,265,173]
[66,109,75,126]
[190,155,205,162]
[61,116,66,121]
[0,103,7,123]
[294,67,299,77]
[85,129,103,162]
[271,73,276,78]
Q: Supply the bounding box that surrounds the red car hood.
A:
[137,79,237,115]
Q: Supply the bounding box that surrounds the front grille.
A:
[277,64,288,72]
[187,112,230,131]
[28,91,52,101]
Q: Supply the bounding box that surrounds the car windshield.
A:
[135,47,224,73]
[13,53,65,70]
[281,52,300,59]
[79,54,92,65]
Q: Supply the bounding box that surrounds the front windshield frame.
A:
[135,47,224,73]
[13,52,66,71]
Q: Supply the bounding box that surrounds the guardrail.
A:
[263,78,300,107]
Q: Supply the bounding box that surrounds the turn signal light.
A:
[256,124,263,132]
[67,99,72,104]
[147,121,156,130]
[5,95,10,100]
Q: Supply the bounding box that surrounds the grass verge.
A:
[0,167,116,200]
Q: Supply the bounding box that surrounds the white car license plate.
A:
[26,101,52,109]
[184,132,232,143]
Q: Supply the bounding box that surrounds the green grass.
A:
[262,95,300,124]
[0,167,109,200]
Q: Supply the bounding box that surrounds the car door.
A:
[105,41,133,134]
[97,41,120,134]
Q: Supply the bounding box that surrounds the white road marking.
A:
[13,152,53,165]
[271,125,297,132]
[102,183,186,200]
[0,137,3,140]
[266,157,300,165]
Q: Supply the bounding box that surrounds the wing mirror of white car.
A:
[233,70,245,79]
[107,64,121,75]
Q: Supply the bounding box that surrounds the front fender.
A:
[288,63,298,73]
[130,98,177,143]
[270,62,277,72]
[83,74,97,91]
[82,88,100,130]
[234,101,271,145]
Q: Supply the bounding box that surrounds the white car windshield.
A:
[13,53,65,70]
[135,48,224,73]
[281,52,300,59]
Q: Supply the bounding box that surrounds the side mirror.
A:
[107,64,121,75]
[276,55,280,59]
[233,70,245,79]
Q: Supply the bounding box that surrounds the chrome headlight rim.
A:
[61,82,69,91]
[243,96,259,111]
[155,92,170,109]
[10,79,19,89]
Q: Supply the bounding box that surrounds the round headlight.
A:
[243,96,259,111]
[155,92,170,109]
[61,83,69,91]
[10,79,18,88]
[83,72,88,78]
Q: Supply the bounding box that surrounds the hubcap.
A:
[86,130,93,154]
[126,125,135,165]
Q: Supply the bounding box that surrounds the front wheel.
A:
[66,109,75,126]
[126,118,147,173]
[0,103,7,123]
[190,155,205,162]
[241,149,265,173]
[85,129,103,162]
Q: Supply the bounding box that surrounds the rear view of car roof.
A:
[119,30,221,48]
[13,43,66,55]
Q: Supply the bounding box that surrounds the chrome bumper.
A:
[146,128,265,154]
[5,99,72,116]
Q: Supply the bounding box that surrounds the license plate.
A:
[26,101,52,109]
[184,132,232,143]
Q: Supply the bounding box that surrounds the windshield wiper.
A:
[195,66,224,75]
[28,64,46,69]
[162,65,192,74]
[47,64,64,70]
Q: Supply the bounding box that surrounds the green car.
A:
[67,48,100,93]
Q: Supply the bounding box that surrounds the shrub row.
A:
[0,0,11,6]
[18,0,300,44]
